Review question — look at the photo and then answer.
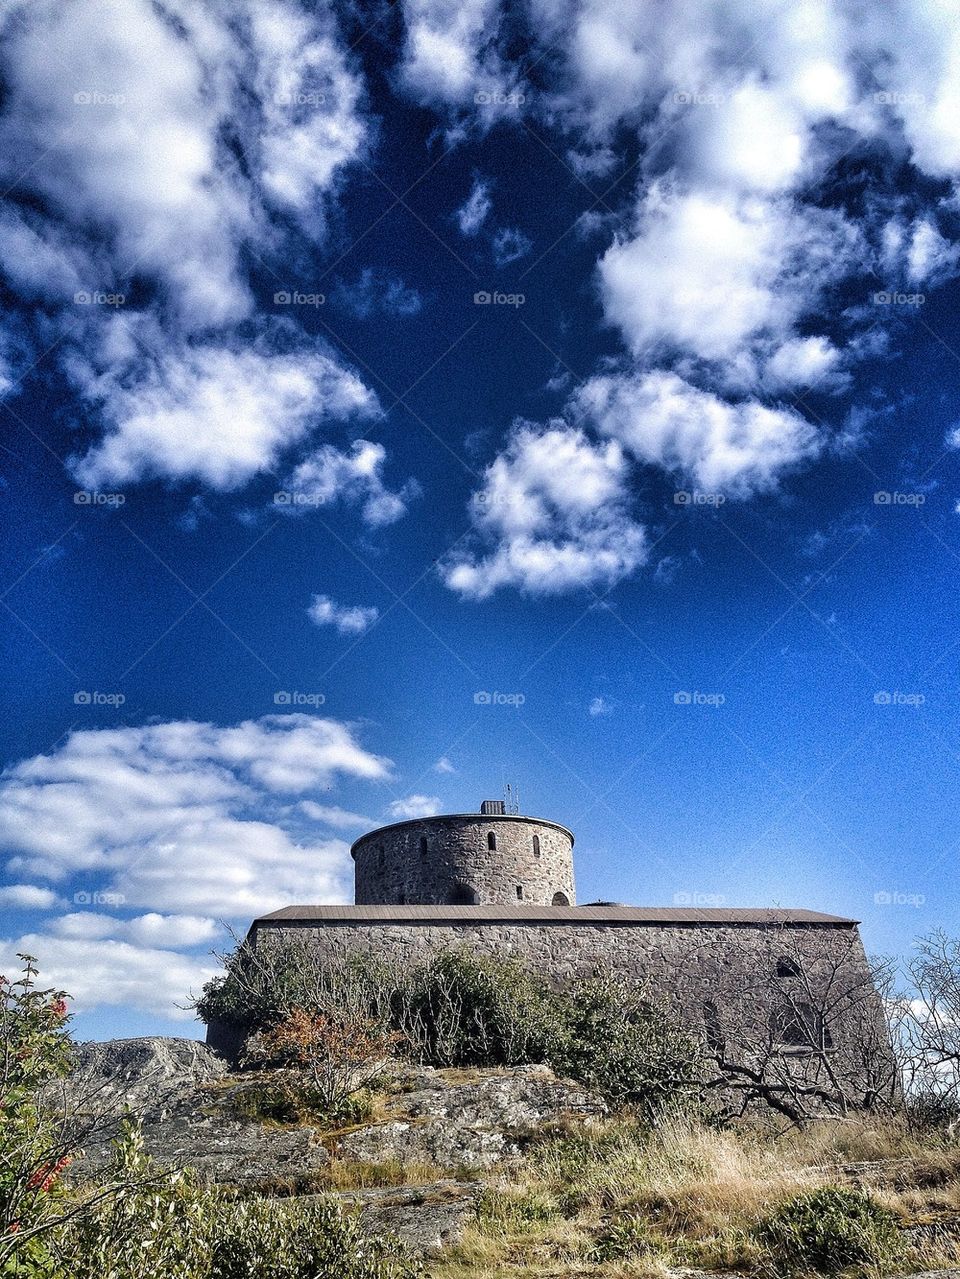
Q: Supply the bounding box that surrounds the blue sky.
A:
[3,0,960,1039]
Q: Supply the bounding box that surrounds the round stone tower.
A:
[351,799,576,907]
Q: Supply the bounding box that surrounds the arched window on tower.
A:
[516,884,523,900]
[552,891,570,907]
[776,956,802,979]
[419,836,428,856]
[532,834,541,858]
[487,831,497,850]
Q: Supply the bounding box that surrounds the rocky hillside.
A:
[69,1036,605,1256]
[66,1038,960,1278]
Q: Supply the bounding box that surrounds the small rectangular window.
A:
[516,885,523,900]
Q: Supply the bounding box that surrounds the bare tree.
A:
[693,922,899,1125]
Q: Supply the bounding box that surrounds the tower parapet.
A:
[351,800,575,907]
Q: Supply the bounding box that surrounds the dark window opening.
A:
[776,956,802,979]
[487,831,497,850]
[770,1002,833,1053]
[448,882,478,905]
[532,834,541,858]
[419,836,428,856]
[703,999,724,1054]
[516,884,523,900]
[397,892,406,904]
[552,891,570,907]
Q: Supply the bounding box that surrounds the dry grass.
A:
[427,1112,960,1278]
[318,1158,453,1190]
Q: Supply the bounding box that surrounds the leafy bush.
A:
[588,1214,656,1263]
[231,1077,376,1127]
[753,1186,903,1276]
[390,951,560,1067]
[0,955,78,1271]
[244,1006,398,1115]
[60,1121,420,1279]
[198,942,702,1116]
[550,973,702,1115]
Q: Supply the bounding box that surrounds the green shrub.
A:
[59,1121,420,1279]
[197,941,701,1117]
[0,955,81,1272]
[391,951,560,1067]
[588,1214,656,1263]
[753,1186,903,1276]
[232,1079,376,1128]
[207,1197,418,1279]
[550,973,702,1115]
[478,1187,561,1233]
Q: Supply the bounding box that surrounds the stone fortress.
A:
[221,798,893,1103]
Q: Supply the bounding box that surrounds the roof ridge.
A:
[253,904,857,926]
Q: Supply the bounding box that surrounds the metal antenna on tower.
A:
[504,782,520,815]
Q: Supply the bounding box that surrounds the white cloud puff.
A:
[0,934,215,1019]
[307,594,380,635]
[282,439,418,526]
[429,0,960,595]
[387,794,442,818]
[0,0,392,500]
[573,370,822,497]
[457,178,492,236]
[0,883,61,909]
[442,422,647,598]
[399,0,506,109]
[0,715,391,917]
[0,0,368,326]
[598,186,858,385]
[68,320,379,490]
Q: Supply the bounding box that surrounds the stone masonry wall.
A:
[251,919,892,1100]
[352,816,576,907]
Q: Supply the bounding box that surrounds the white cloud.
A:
[0,934,215,1019]
[48,911,217,948]
[763,336,847,393]
[0,883,61,909]
[67,318,379,490]
[0,0,367,327]
[492,227,532,266]
[598,186,858,384]
[387,794,442,819]
[298,800,373,829]
[335,268,423,318]
[0,0,386,499]
[588,696,613,717]
[573,369,821,497]
[249,0,368,221]
[399,0,506,109]
[0,715,391,918]
[430,0,960,597]
[282,439,418,526]
[881,214,960,288]
[307,594,380,635]
[457,178,492,235]
[433,756,456,774]
[442,422,647,598]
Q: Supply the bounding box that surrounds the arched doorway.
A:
[448,881,479,905]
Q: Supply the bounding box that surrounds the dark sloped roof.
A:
[254,904,857,927]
